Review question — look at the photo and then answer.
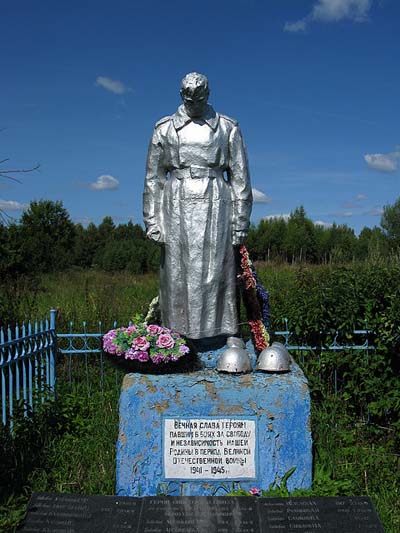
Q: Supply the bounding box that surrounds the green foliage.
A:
[0,395,79,502]
[257,261,400,430]
[20,200,76,273]
[381,197,400,249]
[1,206,160,278]
[357,226,389,260]
[245,204,394,263]
[29,385,119,496]
[0,273,41,328]
[0,370,120,530]
[284,206,317,262]
[2,199,400,282]
[0,495,27,533]
[35,270,159,331]
[96,238,160,274]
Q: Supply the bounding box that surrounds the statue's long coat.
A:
[143,104,252,339]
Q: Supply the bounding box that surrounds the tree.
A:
[357,226,388,260]
[326,224,357,263]
[314,225,332,263]
[114,221,146,241]
[97,216,116,245]
[20,200,76,272]
[74,222,101,268]
[381,197,400,249]
[284,206,317,263]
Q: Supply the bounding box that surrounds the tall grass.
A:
[36,270,159,330]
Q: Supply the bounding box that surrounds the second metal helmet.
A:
[256,342,291,373]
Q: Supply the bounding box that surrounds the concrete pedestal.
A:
[116,345,312,496]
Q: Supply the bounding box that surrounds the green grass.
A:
[0,364,122,532]
[35,270,159,331]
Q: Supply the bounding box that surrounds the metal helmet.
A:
[217,346,251,374]
[227,336,245,349]
[256,342,291,373]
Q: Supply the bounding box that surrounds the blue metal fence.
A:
[56,318,129,393]
[0,310,57,428]
[0,309,375,428]
[275,317,374,352]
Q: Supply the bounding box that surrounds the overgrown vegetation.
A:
[1,196,400,284]
[0,263,399,531]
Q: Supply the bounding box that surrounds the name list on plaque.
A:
[163,417,257,480]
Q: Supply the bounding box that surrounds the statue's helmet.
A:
[180,72,209,117]
[180,72,209,97]
[217,346,251,374]
[256,342,291,373]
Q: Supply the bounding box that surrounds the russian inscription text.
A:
[163,417,257,480]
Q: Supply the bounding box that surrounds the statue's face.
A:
[181,86,209,118]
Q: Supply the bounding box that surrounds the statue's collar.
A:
[172,104,219,131]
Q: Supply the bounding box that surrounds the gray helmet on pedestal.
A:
[227,337,245,349]
[217,346,251,374]
[256,342,291,373]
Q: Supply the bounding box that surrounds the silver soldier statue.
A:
[143,72,252,339]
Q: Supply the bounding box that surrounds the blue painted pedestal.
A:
[116,346,312,496]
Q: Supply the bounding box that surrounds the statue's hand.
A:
[232,230,247,246]
[147,226,163,244]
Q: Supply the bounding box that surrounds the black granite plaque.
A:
[19,493,384,533]
[141,497,258,533]
[18,492,141,532]
[258,496,384,532]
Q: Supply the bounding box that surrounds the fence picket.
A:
[1,327,6,425]
[7,325,14,425]
[28,321,33,409]
[22,323,28,410]
[15,324,21,403]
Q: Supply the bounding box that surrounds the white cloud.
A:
[263,213,290,222]
[74,216,93,225]
[364,153,398,173]
[314,220,333,228]
[0,199,28,211]
[284,0,372,32]
[284,20,307,33]
[312,0,372,22]
[90,175,119,191]
[343,193,367,208]
[95,76,131,95]
[342,211,354,217]
[364,208,383,216]
[252,188,271,204]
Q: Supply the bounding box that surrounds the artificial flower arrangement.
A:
[238,245,270,351]
[103,322,190,367]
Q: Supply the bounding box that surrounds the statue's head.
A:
[180,72,209,118]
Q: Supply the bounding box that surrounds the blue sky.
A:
[0,0,399,233]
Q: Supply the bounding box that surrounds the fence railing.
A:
[275,317,374,352]
[0,309,375,428]
[0,310,56,428]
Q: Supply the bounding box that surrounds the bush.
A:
[257,261,400,431]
